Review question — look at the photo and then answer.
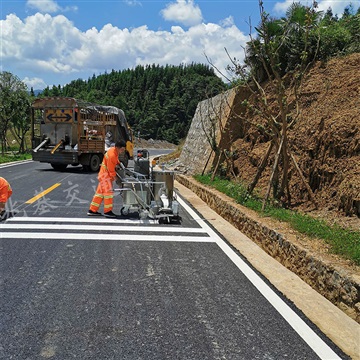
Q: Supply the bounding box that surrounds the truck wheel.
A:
[89,154,101,172]
[51,163,68,171]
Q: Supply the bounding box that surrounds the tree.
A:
[10,94,31,153]
[341,7,360,53]
[318,20,351,59]
[0,72,30,154]
[226,1,320,210]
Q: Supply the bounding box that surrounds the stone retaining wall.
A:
[176,174,360,323]
[178,87,250,175]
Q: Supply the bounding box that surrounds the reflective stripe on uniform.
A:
[90,201,101,208]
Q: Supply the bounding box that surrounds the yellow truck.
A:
[31,97,134,171]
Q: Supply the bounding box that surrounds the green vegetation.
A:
[194,174,360,265]
[0,72,32,155]
[243,3,360,83]
[0,153,32,164]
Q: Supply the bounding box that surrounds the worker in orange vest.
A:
[0,177,13,221]
[87,140,126,218]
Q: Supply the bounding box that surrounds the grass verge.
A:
[194,174,360,266]
[0,153,32,164]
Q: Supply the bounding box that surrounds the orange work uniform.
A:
[89,147,120,214]
[0,177,12,204]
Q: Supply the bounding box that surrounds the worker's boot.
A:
[87,209,102,216]
[0,210,8,221]
[104,210,117,218]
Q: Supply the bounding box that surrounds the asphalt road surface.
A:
[0,153,348,359]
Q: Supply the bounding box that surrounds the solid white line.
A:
[5,216,158,224]
[1,223,206,233]
[0,160,33,168]
[0,232,215,242]
[176,195,341,360]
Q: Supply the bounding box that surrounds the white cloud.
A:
[22,76,47,89]
[161,0,203,27]
[273,0,360,17]
[219,16,235,28]
[273,0,293,14]
[27,0,60,13]
[314,0,360,16]
[0,12,249,85]
[26,0,77,14]
[124,0,142,6]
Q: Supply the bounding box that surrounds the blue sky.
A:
[1,0,357,89]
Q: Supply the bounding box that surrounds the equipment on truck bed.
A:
[114,150,181,224]
[31,97,134,171]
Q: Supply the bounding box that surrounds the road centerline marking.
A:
[25,183,61,204]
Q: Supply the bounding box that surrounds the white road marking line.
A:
[1,223,206,233]
[0,232,215,242]
[5,216,158,224]
[176,196,342,360]
[0,160,32,168]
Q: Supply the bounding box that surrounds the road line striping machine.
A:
[114,149,181,224]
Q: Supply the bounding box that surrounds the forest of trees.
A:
[39,64,227,144]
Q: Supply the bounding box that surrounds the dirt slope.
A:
[232,53,360,231]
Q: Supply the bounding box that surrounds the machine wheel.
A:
[159,217,170,225]
[89,154,102,172]
[119,152,129,168]
[51,163,68,171]
[121,207,129,216]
